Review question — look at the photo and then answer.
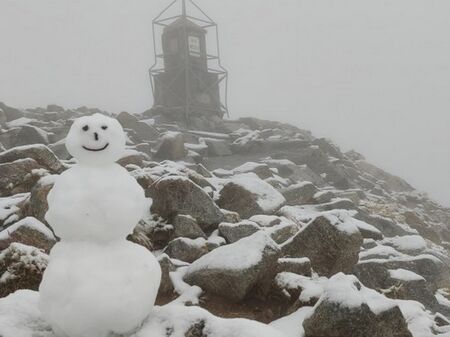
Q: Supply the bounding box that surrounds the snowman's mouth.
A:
[82,143,109,152]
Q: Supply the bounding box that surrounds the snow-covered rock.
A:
[184,232,280,302]
[150,176,224,230]
[0,158,44,197]
[172,214,207,239]
[281,181,317,206]
[0,243,48,297]
[0,144,64,174]
[154,132,187,160]
[164,237,209,263]
[217,173,286,218]
[0,217,56,252]
[281,214,363,276]
[218,220,260,243]
[302,273,413,337]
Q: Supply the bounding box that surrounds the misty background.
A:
[0,0,449,206]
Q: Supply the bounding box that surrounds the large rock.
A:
[0,144,64,173]
[312,138,344,159]
[277,257,312,276]
[263,159,326,187]
[232,162,274,180]
[202,138,232,156]
[281,215,363,276]
[28,178,54,224]
[358,254,449,288]
[184,232,280,302]
[0,243,49,298]
[48,141,71,160]
[164,238,209,263]
[14,125,48,147]
[218,220,260,243]
[281,182,317,206]
[150,176,224,230]
[356,160,413,192]
[0,193,28,228]
[303,273,412,337]
[157,254,176,295]
[386,268,439,310]
[172,214,206,239]
[154,132,187,161]
[283,146,330,174]
[217,174,286,219]
[0,217,56,253]
[116,111,159,141]
[0,102,24,122]
[356,211,411,237]
[0,158,43,197]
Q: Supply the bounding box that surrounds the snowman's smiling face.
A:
[65,113,126,165]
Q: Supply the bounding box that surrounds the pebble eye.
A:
[101,125,108,130]
[82,125,89,132]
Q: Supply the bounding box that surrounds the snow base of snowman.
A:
[39,114,161,337]
[40,241,160,337]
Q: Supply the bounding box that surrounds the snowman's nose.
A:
[94,132,99,141]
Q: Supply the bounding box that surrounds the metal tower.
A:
[149,0,229,123]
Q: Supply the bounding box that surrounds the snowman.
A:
[39,113,161,337]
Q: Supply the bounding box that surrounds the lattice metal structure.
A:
[149,0,229,122]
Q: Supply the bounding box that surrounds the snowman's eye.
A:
[101,125,108,130]
[82,125,89,132]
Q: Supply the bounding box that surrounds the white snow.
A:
[37,174,58,187]
[186,130,230,140]
[359,245,406,260]
[0,243,48,284]
[0,193,29,223]
[233,130,260,146]
[261,158,296,166]
[207,229,227,246]
[318,273,396,315]
[270,307,314,337]
[279,206,360,235]
[233,162,267,175]
[0,290,53,337]
[6,117,33,128]
[187,231,278,273]
[185,142,208,152]
[138,303,286,337]
[39,241,161,337]
[388,269,425,282]
[275,272,328,303]
[0,217,55,241]
[352,218,382,237]
[249,214,282,227]
[435,289,450,308]
[359,253,443,268]
[228,173,286,213]
[278,257,310,265]
[0,290,287,337]
[396,299,440,337]
[169,266,203,305]
[382,235,427,253]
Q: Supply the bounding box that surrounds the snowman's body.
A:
[39,114,161,337]
[46,164,146,242]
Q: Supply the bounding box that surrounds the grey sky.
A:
[1,0,449,206]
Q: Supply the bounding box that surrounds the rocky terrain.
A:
[0,101,450,337]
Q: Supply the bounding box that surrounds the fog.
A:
[1,0,449,206]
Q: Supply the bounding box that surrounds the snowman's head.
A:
[65,113,126,165]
